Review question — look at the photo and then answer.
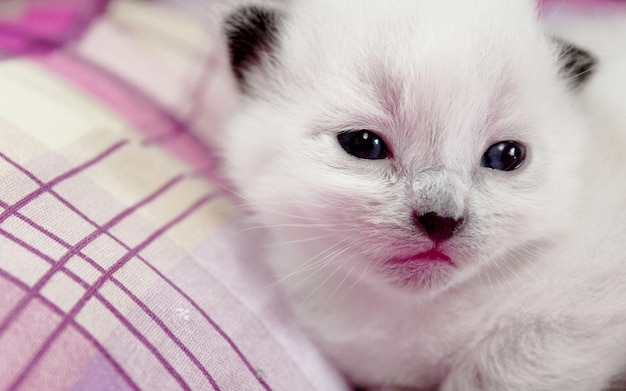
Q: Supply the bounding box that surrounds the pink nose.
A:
[414,212,464,244]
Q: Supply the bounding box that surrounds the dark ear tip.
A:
[224,5,282,86]
[554,37,597,89]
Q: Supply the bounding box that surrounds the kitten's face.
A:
[223,0,590,292]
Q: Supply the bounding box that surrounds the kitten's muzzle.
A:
[414,212,464,245]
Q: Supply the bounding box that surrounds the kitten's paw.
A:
[438,359,490,391]
[439,328,620,391]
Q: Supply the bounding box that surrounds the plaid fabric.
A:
[0,1,347,390]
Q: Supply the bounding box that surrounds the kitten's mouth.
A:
[384,248,455,289]
[389,249,454,266]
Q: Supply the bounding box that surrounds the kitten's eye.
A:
[337,130,391,160]
[481,141,526,171]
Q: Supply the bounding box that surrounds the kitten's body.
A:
[219,1,626,389]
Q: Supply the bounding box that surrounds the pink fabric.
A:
[0,0,107,54]
[0,1,348,390]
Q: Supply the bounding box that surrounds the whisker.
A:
[235,222,344,234]
[318,244,379,311]
[257,236,356,293]
[300,246,353,305]
[321,263,358,312]
[266,235,330,247]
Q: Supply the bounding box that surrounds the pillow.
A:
[0,1,347,390]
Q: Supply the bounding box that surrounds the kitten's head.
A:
[221,0,595,292]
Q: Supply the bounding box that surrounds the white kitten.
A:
[218,1,626,390]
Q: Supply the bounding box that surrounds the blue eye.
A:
[337,130,391,160]
[481,141,526,171]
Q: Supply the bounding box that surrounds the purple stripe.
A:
[0,173,218,387]
[0,25,78,49]
[0,198,108,275]
[98,228,274,391]
[141,129,185,144]
[0,270,140,391]
[0,178,219,387]
[1,147,270,389]
[0,175,228,389]
[31,172,220,387]
[0,194,217,390]
[67,319,141,391]
[0,165,215,387]
[0,0,111,56]
[133,252,275,390]
[0,227,56,267]
[0,266,31,292]
[9,193,217,391]
[97,224,272,389]
[86,206,273,389]
[0,227,105,293]
[142,53,219,145]
[89,292,192,390]
[103,275,220,390]
[90,292,211,391]
[0,226,92,307]
[0,204,221,390]
[0,174,184,336]
[38,48,222,177]
[60,0,112,47]
[42,184,267,387]
[61,51,193,140]
[0,140,128,226]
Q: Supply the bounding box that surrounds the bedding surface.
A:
[0,1,347,390]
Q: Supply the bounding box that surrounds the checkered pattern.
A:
[0,1,348,390]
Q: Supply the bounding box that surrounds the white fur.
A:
[219,1,626,389]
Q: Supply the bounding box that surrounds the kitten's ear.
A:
[553,37,596,89]
[223,6,283,90]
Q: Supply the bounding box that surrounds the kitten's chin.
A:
[381,253,457,291]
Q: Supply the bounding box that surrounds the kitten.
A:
[219,1,626,390]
